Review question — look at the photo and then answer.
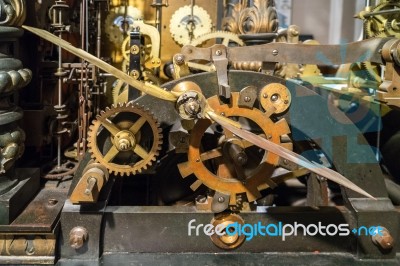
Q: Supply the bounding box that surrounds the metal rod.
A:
[362,8,400,18]
[56,3,63,168]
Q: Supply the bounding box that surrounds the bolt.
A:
[196,195,207,203]
[272,49,279,56]
[244,96,251,102]
[218,197,225,203]
[130,45,139,55]
[271,94,279,102]
[69,227,88,250]
[263,93,268,98]
[130,70,140,79]
[48,198,58,206]
[118,139,131,151]
[215,50,222,56]
[174,54,185,65]
[372,227,394,250]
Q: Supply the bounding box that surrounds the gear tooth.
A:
[229,194,237,206]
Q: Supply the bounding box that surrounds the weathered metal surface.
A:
[101,206,353,253]
[0,182,68,232]
[0,168,40,225]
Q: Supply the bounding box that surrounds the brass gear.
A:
[363,1,400,38]
[190,30,244,47]
[87,102,162,176]
[169,5,213,46]
[178,92,292,205]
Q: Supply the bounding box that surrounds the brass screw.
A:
[130,45,140,55]
[174,54,185,65]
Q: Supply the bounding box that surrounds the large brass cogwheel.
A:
[87,103,162,176]
[178,92,291,205]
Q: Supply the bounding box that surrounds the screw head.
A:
[244,96,251,102]
[272,49,279,56]
[215,50,222,56]
[218,197,225,203]
[174,54,185,65]
[271,94,279,102]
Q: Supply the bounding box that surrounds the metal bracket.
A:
[211,45,230,101]
[128,27,142,100]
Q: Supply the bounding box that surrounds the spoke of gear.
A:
[189,30,244,47]
[87,102,162,176]
[178,92,292,205]
[169,5,213,46]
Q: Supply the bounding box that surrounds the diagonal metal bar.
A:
[208,111,376,200]
[22,25,177,102]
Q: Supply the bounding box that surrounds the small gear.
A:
[360,61,382,83]
[178,92,292,205]
[190,30,244,47]
[87,103,162,176]
[169,5,213,46]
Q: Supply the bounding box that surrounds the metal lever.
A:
[211,45,231,101]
